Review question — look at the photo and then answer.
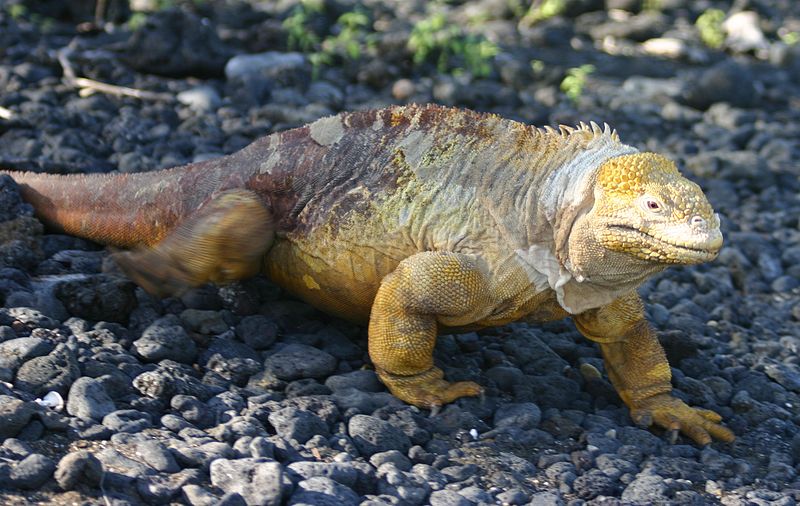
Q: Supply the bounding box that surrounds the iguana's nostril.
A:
[691,216,706,227]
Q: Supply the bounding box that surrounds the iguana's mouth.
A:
[607,225,720,263]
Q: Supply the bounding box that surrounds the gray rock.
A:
[763,363,800,393]
[133,315,197,363]
[15,343,80,396]
[180,309,229,335]
[370,450,412,471]
[235,315,278,350]
[224,52,306,81]
[263,344,337,381]
[173,441,236,470]
[621,473,670,504]
[0,395,35,438]
[288,461,359,488]
[210,458,285,506]
[430,489,473,506]
[493,402,542,430]
[268,407,329,444]
[0,337,54,380]
[9,453,55,489]
[181,484,219,506]
[325,370,383,393]
[135,440,180,473]
[348,414,411,457]
[54,450,104,490]
[133,360,212,400]
[137,468,201,504]
[102,409,153,433]
[66,376,116,421]
[290,476,360,506]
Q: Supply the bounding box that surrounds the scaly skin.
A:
[2,104,733,444]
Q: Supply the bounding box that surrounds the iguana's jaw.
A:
[603,214,722,265]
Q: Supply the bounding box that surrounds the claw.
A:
[429,404,441,418]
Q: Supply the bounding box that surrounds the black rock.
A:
[123,8,233,77]
[681,60,758,110]
[53,274,137,324]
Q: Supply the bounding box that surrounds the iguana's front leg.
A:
[369,251,489,408]
[574,292,734,445]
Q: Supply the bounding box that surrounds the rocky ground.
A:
[0,0,799,504]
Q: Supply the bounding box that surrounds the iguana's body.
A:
[4,104,733,444]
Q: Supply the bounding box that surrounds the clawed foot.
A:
[630,394,735,445]
[377,366,483,409]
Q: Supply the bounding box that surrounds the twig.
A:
[0,106,12,120]
[57,47,172,101]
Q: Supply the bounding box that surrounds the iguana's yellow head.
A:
[588,153,722,265]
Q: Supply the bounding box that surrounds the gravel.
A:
[0,0,799,504]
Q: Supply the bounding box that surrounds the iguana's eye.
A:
[639,196,664,213]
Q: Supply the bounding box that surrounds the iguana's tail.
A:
[1,164,222,248]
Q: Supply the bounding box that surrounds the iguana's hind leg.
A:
[369,251,490,408]
[113,189,274,297]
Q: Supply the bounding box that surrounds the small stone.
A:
[429,489,473,506]
[268,407,329,444]
[15,344,80,396]
[135,440,180,473]
[0,337,54,378]
[0,395,35,438]
[290,476,360,506]
[180,309,229,335]
[66,377,116,421]
[493,402,542,430]
[263,344,337,381]
[133,315,197,364]
[348,414,411,457]
[54,451,104,490]
[235,315,278,350]
[10,453,55,489]
[723,11,768,53]
[102,409,153,433]
[210,458,285,506]
[225,52,306,81]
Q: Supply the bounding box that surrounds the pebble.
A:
[133,315,197,364]
[66,376,116,421]
[54,450,104,490]
[8,453,55,489]
[210,458,285,506]
[263,343,337,381]
[349,414,411,457]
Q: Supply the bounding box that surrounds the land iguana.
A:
[2,104,734,445]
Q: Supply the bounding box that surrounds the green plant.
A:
[519,0,566,28]
[127,11,148,30]
[779,30,799,46]
[322,9,371,60]
[696,8,726,49]
[560,64,594,103]
[8,3,27,19]
[283,1,324,53]
[408,12,499,77]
